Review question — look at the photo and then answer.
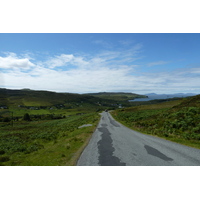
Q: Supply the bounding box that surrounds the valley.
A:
[0,88,145,166]
[0,88,199,166]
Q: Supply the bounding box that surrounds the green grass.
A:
[0,112,100,166]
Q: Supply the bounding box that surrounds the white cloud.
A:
[44,54,74,68]
[0,52,35,70]
[94,43,143,68]
[190,67,200,74]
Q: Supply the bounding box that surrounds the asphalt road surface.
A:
[77,111,200,166]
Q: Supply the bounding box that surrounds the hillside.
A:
[0,88,90,107]
[171,94,200,109]
[0,88,114,109]
[112,94,200,148]
[86,92,147,101]
[0,89,146,109]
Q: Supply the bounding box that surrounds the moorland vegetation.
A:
[112,94,200,149]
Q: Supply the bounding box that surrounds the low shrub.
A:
[0,150,5,155]
[0,156,10,162]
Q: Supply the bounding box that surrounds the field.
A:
[0,112,100,166]
[112,95,200,149]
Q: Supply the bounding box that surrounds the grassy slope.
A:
[0,88,96,107]
[111,95,200,149]
[0,112,100,166]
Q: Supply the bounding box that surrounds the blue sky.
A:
[0,33,200,94]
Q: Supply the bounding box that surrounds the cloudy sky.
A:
[0,33,200,94]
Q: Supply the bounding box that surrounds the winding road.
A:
[77,111,200,166]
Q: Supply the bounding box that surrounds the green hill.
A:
[171,94,200,110]
[86,92,147,101]
[0,89,146,109]
[0,88,89,107]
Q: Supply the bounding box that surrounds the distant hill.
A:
[86,92,147,101]
[0,88,144,109]
[171,94,200,110]
[145,93,196,96]
[133,93,197,102]
[0,88,99,108]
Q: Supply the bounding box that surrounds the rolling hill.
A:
[0,88,145,109]
[85,92,147,101]
[0,88,92,107]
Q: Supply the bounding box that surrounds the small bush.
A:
[0,150,5,155]
[23,113,31,121]
[66,143,71,149]
[3,117,10,122]
[0,156,10,162]
[25,143,44,154]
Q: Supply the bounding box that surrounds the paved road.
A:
[77,111,200,166]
